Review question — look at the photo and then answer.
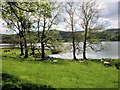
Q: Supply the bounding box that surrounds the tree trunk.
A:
[38,19,40,43]
[71,13,77,60]
[19,31,24,56]
[24,38,28,58]
[72,33,77,60]
[31,46,35,55]
[41,16,46,60]
[83,27,87,60]
[83,40,87,59]
[41,42,45,60]
[20,42,24,56]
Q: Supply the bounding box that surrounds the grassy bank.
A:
[1,48,120,89]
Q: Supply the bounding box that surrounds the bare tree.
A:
[79,0,102,59]
[64,2,79,60]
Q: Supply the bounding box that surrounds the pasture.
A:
[1,49,119,89]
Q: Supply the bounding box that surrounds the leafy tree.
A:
[1,2,25,55]
[34,2,62,60]
[1,2,36,57]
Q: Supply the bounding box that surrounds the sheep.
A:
[104,61,111,67]
[101,59,103,62]
[79,60,84,63]
[53,60,58,63]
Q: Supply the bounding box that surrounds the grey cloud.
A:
[102,2,118,19]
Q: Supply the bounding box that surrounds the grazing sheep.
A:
[104,61,111,67]
[79,60,84,63]
[53,60,58,63]
[101,59,103,62]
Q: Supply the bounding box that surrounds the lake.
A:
[0,42,119,59]
[0,44,13,48]
[48,41,119,59]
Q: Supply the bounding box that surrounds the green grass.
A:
[1,48,120,89]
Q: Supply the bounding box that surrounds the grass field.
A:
[1,48,120,89]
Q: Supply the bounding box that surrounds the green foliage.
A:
[33,2,51,18]
[40,2,52,18]
[2,34,19,44]
[87,30,101,43]
[44,30,63,51]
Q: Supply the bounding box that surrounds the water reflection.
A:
[48,42,119,59]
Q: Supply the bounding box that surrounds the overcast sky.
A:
[0,0,119,34]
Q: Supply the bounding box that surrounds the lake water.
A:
[48,42,119,59]
[0,44,13,48]
[0,42,119,59]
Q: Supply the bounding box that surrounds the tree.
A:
[19,2,36,58]
[79,1,102,59]
[1,1,62,60]
[1,2,25,55]
[44,29,63,53]
[1,2,35,57]
[64,2,78,60]
[35,2,62,60]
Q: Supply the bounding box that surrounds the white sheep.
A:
[79,60,84,63]
[53,60,58,63]
[104,61,111,66]
[101,59,103,62]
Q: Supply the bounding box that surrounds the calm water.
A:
[48,42,119,59]
[0,42,119,59]
[0,44,13,48]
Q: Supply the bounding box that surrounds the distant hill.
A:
[59,28,120,41]
[97,28,120,41]
[104,28,120,32]
[1,28,120,43]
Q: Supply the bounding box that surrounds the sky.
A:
[0,0,119,34]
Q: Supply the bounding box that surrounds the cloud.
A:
[0,0,119,34]
[102,2,118,19]
[101,1,118,28]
